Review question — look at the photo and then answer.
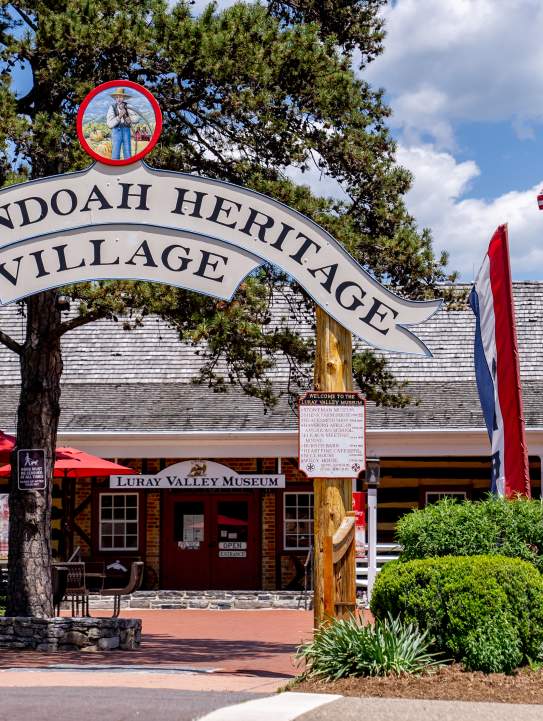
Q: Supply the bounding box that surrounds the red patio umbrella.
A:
[0,446,136,560]
[0,446,135,477]
[0,430,16,463]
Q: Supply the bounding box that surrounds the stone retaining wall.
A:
[0,617,141,652]
[87,590,313,611]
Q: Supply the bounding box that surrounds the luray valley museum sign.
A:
[0,80,440,355]
[110,461,286,489]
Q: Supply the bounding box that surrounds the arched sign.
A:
[0,161,440,355]
[0,161,441,355]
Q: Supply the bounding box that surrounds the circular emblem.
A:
[77,80,162,166]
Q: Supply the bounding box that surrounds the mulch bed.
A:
[292,664,543,704]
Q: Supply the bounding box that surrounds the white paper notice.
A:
[299,392,365,478]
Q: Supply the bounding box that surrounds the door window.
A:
[174,501,205,549]
[217,500,248,557]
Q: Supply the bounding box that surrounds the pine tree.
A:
[0,1,454,616]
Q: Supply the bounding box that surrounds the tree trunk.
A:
[313,306,354,626]
[7,290,63,617]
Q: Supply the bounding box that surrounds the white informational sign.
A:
[178,541,200,550]
[110,459,285,490]
[299,392,365,478]
[219,550,246,558]
[0,161,440,354]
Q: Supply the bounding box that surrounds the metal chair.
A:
[84,561,106,593]
[67,546,82,562]
[63,561,88,616]
[102,561,144,617]
[52,564,69,616]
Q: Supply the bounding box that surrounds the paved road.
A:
[2,684,543,721]
[0,686,263,721]
[294,696,543,721]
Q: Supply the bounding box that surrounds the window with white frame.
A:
[425,491,467,506]
[99,493,138,551]
[284,492,314,550]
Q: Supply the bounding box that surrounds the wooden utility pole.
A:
[313,306,356,626]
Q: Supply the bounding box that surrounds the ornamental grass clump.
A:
[296,614,443,681]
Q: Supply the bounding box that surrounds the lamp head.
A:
[365,458,380,487]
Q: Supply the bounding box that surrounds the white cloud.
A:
[358,1,543,279]
[283,146,543,281]
[366,0,543,147]
[183,0,543,280]
[393,85,454,148]
[397,144,543,279]
[284,160,348,202]
[186,0,244,15]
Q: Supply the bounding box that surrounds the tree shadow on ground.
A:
[0,634,300,676]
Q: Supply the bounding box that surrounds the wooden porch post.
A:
[313,306,355,626]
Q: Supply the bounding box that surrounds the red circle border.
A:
[76,80,162,166]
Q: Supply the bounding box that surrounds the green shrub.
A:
[296,613,443,681]
[396,497,543,571]
[371,555,543,673]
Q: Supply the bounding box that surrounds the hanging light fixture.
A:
[365,458,381,487]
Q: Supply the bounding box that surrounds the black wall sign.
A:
[17,449,46,491]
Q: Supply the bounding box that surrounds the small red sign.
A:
[352,491,366,559]
[77,80,162,166]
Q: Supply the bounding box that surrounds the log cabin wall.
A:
[376,456,542,543]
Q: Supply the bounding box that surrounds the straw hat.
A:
[110,87,132,98]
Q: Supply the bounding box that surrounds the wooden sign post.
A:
[313,306,357,626]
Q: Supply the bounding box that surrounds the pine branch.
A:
[0,329,22,356]
[11,5,37,32]
[57,310,107,337]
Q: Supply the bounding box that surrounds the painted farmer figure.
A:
[106,88,139,160]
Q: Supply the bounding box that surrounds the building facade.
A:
[0,283,542,590]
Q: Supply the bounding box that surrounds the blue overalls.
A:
[110,105,132,160]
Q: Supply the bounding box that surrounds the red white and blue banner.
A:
[468,225,530,497]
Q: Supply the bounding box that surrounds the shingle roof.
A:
[0,281,540,432]
[382,282,543,382]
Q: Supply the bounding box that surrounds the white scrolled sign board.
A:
[0,161,440,354]
[299,392,366,478]
[110,460,285,490]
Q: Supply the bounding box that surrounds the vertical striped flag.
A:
[468,225,530,497]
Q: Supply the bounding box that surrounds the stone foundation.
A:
[0,617,141,652]
[87,589,314,611]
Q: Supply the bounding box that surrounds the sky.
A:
[83,87,156,128]
[183,0,543,281]
[11,0,543,281]
[363,0,543,281]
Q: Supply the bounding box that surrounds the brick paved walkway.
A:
[0,609,314,679]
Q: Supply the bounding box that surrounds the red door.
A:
[162,496,210,590]
[161,493,260,589]
[210,496,259,589]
